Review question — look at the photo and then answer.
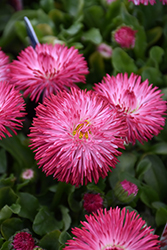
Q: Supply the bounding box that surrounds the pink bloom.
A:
[12,232,35,250]
[83,193,103,213]
[22,169,34,180]
[10,43,89,102]
[113,26,137,49]
[128,0,156,4]
[29,88,126,186]
[94,73,166,145]
[120,179,138,196]
[0,81,25,139]
[0,48,10,81]
[97,43,112,59]
[106,0,116,4]
[64,207,160,250]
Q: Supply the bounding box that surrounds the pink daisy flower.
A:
[113,26,137,49]
[0,81,25,139]
[160,0,167,4]
[97,43,112,59]
[83,193,103,213]
[0,48,10,81]
[94,73,166,145]
[12,232,35,250]
[29,88,127,186]
[64,207,160,250]
[10,43,89,102]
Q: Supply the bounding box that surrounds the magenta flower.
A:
[83,193,103,213]
[29,88,126,186]
[12,232,35,250]
[114,180,138,203]
[94,73,166,145]
[64,207,160,250]
[10,43,89,102]
[0,48,10,81]
[97,43,112,59]
[0,81,25,139]
[160,223,167,249]
[113,26,137,49]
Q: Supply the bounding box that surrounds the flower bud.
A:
[83,193,103,213]
[114,180,138,203]
[97,43,112,59]
[113,26,137,49]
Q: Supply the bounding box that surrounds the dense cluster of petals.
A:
[0,48,10,81]
[113,26,137,49]
[9,43,89,102]
[83,193,103,213]
[94,73,166,145]
[29,88,127,186]
[0,81,25,139]
[64,207,160,250]
[12,232,35,250]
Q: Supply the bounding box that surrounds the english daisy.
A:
[12,231,35,250]
[0,81,25,139]
[10,43,89,102]
[29,88,127,186]
[94,73,166,145]
[64,207,160,250]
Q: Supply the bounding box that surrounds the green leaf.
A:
[147,26,163,47]
[152,201,167,209]
[0,133,35,169]
[0,241,11,250]
[0,174,16,188]
[136,158,152,180]
[82,28,102,44]
[0,149,7,174]
[0,187,18,209]
[142,155,167,200]
[149,46,164,66]
[140,185,159,208]
[60,206,71,231]
[16,192,39,221]
[40,0,55,13]
[59,231,72,245]
[33,207,63,236]
[112,48,138,74]
[83,5,104,29]
[156,207,167,227]
[62,0,84,18]
[141,67,162,86]
[109,152,137,188]
[39,230,61,250]
[150,142,167,155]
[1,218,23,240]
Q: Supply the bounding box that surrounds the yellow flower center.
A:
[73,120,91,139]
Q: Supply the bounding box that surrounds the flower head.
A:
[29,88,126,186]
[0,81,25,139]
[83,193,103,213]
[114,180,138,203]
[94,73,166,145]
[160,223,167,249]
[21,169,34,180]
[0,48,10,81]
[64,207,160,250]
[113,26,137,49]
[10,43,89,102]
[12,231,35,250]
[97,43,112,59]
